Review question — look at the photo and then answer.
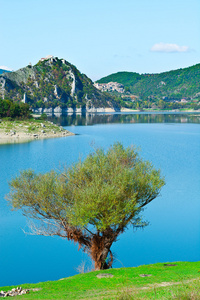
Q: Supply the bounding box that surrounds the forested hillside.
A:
[97,64,200,101]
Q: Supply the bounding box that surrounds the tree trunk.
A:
[98,247,113,270]
[90,234,114,270]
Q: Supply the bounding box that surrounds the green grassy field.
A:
[1,262,200,299]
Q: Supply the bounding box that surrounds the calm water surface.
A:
[0,113,200,286]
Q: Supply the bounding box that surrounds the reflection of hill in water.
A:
[48,112,200,126]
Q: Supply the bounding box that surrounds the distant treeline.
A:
[0,98,31,119]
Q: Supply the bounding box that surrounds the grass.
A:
[0,262,200,299]
[0,119,62,135]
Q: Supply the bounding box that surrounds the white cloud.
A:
[150,43,190,53]
[0,65,13,71]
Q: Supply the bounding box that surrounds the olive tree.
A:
[7,143,165,270]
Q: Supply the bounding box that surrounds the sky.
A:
[0,0,199,81]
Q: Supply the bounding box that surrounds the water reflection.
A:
[47,112,200,126]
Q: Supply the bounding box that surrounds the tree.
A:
[0,98,31,119]
[7,143,165,270]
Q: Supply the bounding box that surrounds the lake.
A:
[0,112,200,286]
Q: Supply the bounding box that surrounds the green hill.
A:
[0,262,200,299]
[97,64,200,101]
[97,72,142,87]
[0,57,119,110]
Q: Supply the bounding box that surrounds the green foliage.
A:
[8,143,164,231]
[39,113,48,120]
[97,64,200,105]
[97,71,141,87]
[7,143,165,269]
[66,143,164,230]
[0,98,31,119]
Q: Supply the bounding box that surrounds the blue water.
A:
[0,114,200,286]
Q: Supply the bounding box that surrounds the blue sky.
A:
[0,0,199,80]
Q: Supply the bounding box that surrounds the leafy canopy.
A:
[7,143,165,270]
[8,143,165,234]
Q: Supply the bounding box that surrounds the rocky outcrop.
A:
[0,57,120,110]
[32,106,121,115]
[0,287,28,297]
[2,66,36,86]
[0,77,6,99]
[0,287,40,297]
[69,70,76,96]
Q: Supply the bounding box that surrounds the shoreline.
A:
[0,120,74,145]
[1,109,199,145]
[33,106,200,114]
[0,131,74,145]
[120,108,200,113]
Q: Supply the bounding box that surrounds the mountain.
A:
[0,69,11,75]
[0,56,119,110]
[97,64,200,101]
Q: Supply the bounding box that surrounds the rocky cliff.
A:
[0,56,119,111]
